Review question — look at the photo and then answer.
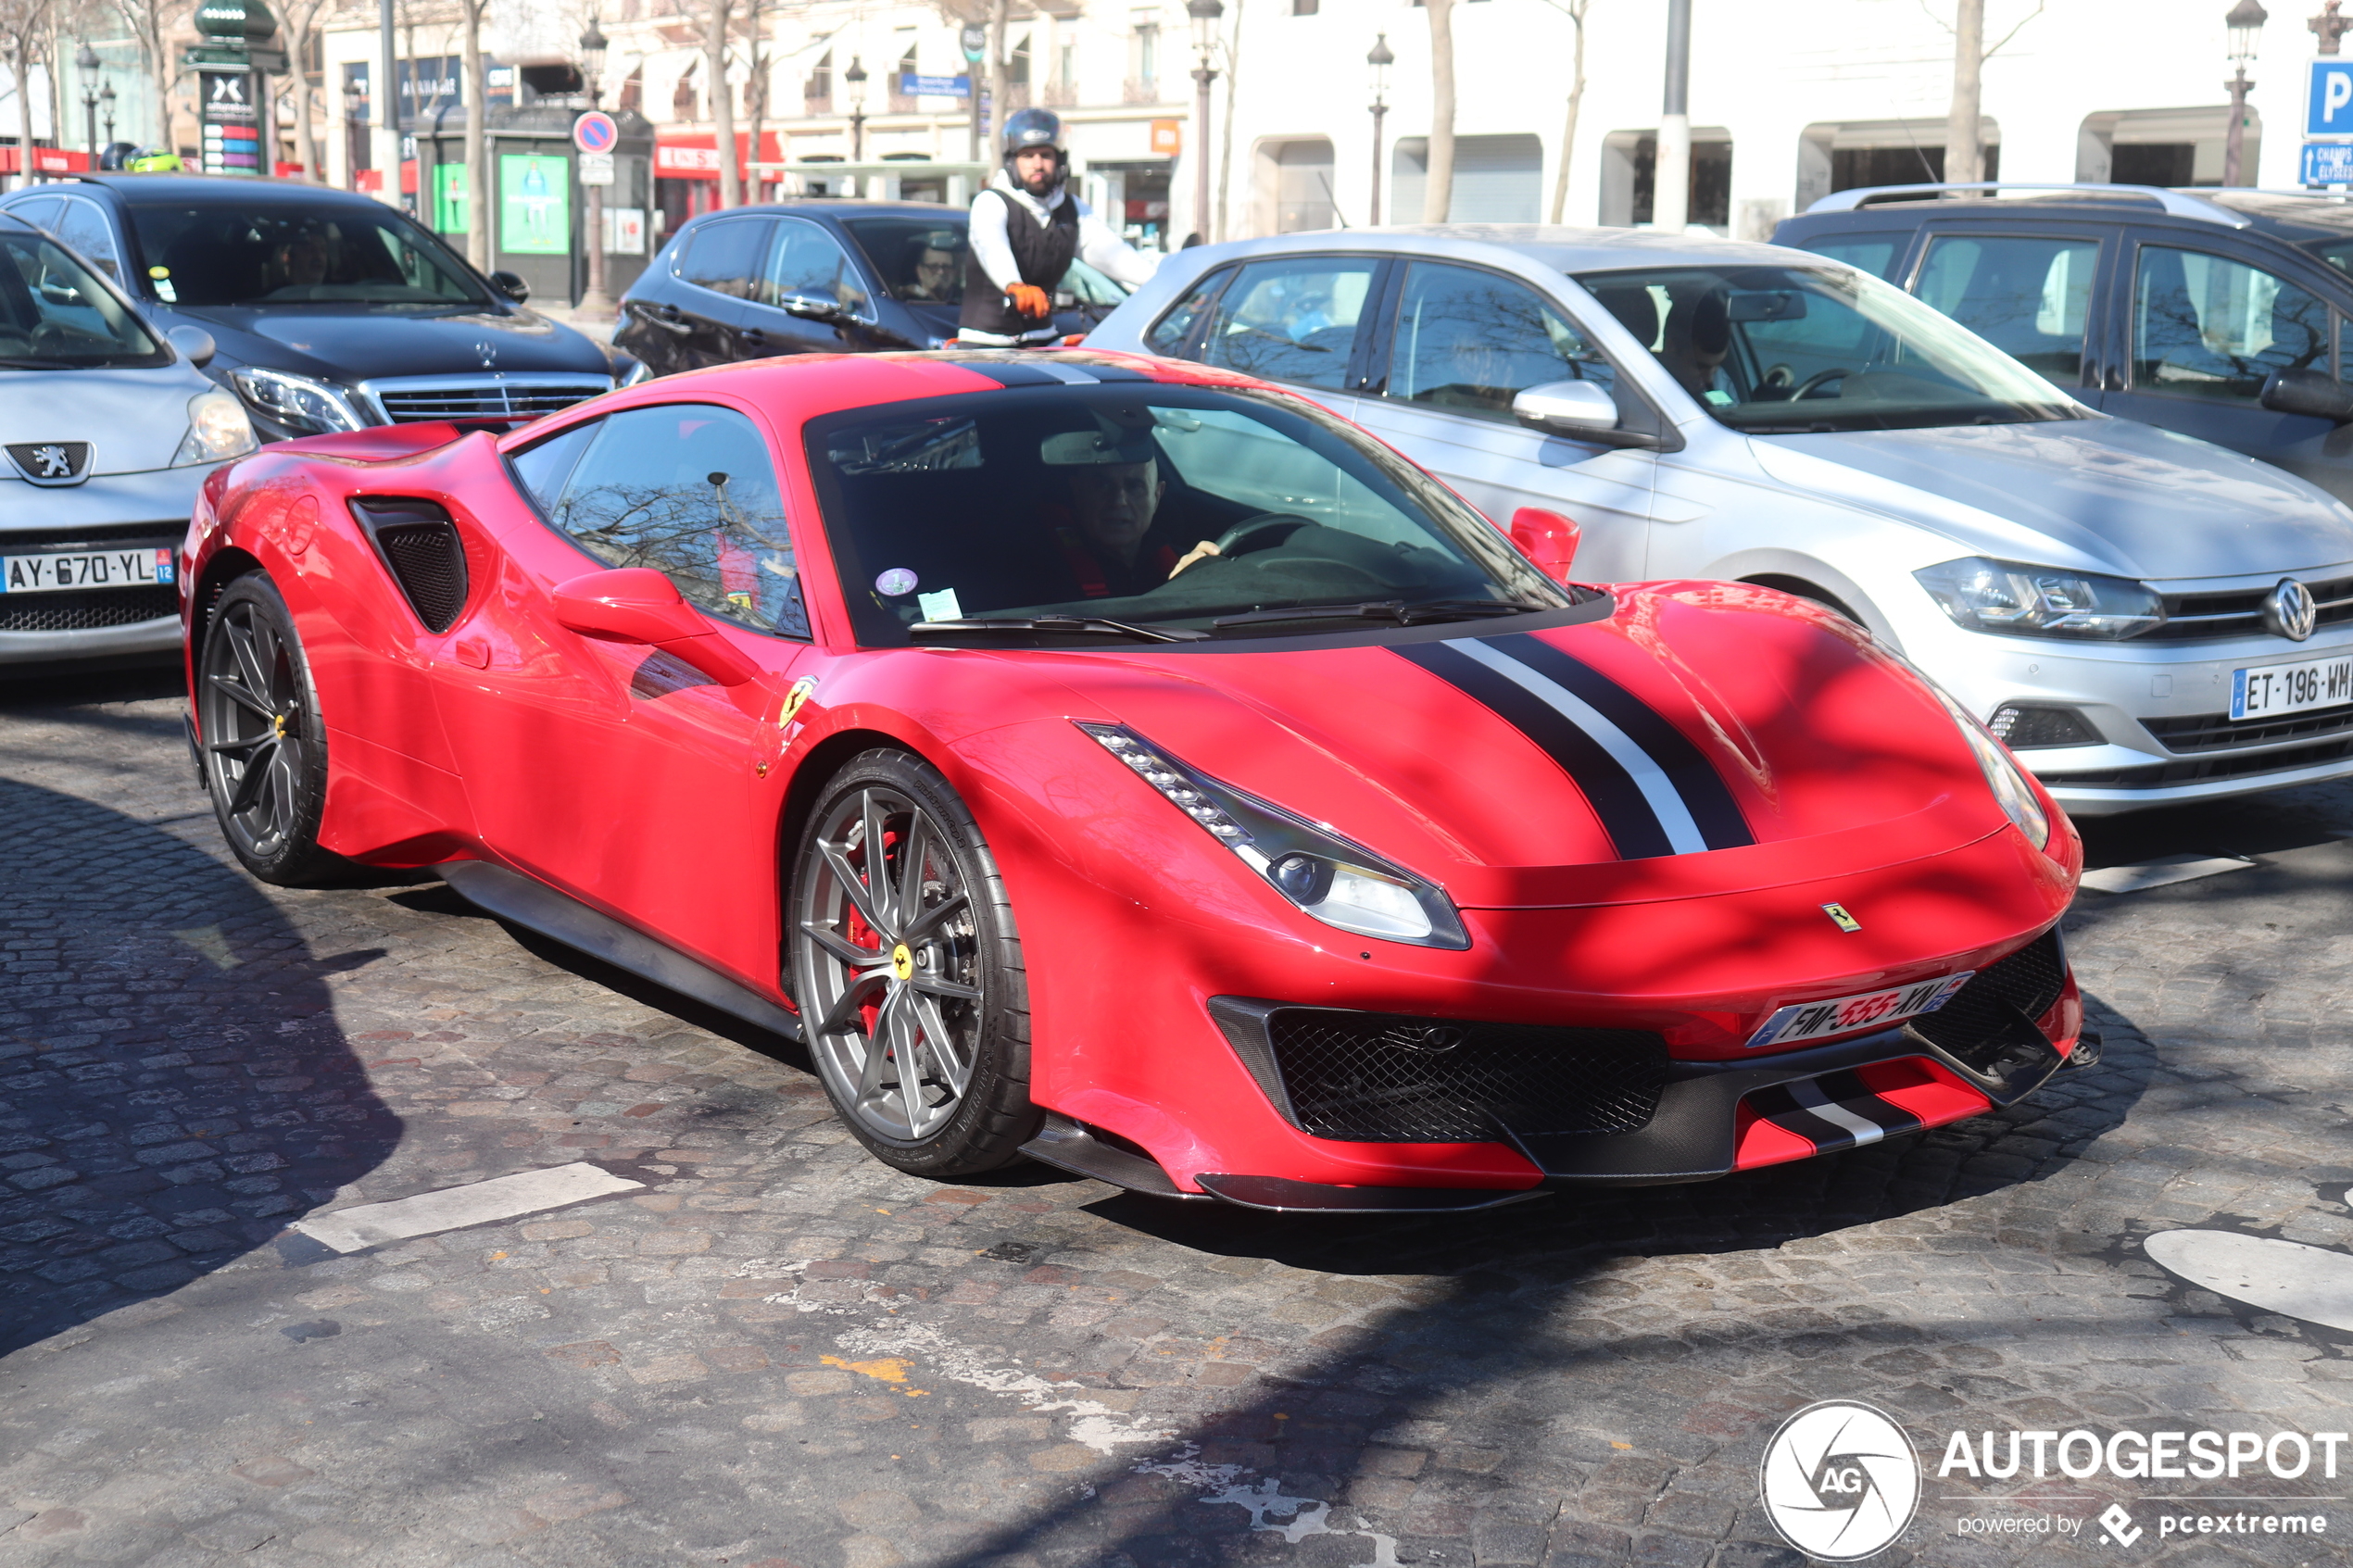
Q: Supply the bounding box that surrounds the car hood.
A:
[157,302,610,385]
[0,361,212,474]
[981,590,2050,909]
[1747,416,2353,581]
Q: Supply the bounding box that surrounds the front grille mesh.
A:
[0,585,176,632]
[2144,708,2353,753]
[2039,732,2353,786]
[1910,931,2067,1070]
[374,381,609,424]
[1265,1010,1668,1143]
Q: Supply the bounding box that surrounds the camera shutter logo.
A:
[1758,1399,1919,1561]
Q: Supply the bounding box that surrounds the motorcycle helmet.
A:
[1000,107,1064,170]
[97,142,141,171]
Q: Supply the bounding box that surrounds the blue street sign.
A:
[2311,58,2353,135]
[2306,141,2353,185]
[900,73,971,98]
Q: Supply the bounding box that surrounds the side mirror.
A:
[1512,379,1620,435]
[489,270,531,303]
[1508,507,1580,583]
[164,324,216,368]
[2261,367,2353,424]
[777,292,849,323]
[552,568,757,686]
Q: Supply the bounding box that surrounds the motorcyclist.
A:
[958,107,1158,347]
[124,146,183,172]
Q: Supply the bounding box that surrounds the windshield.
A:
[2312,240,2353,278]
[806,383,1572,647]
[0,230,166,369]
[846,216,970,305]
[125,201,489,308]
[1574,262,2081,433]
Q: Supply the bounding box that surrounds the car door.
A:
[429,401,812,988]
[1903,227,2110,397]
[737,215,889,358]
[2099,232,2353,503]
[48,194,127,286]
[1347,258,1655,582]
[1179,252,1385,420]
[654,215,775,371]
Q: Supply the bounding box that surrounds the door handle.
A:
[642,302,690,335]
[738,326,766,346]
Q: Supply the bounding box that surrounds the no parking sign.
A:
[573,111,618,156]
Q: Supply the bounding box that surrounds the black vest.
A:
[959,186,1079,339]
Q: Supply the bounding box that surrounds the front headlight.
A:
[1915,557,2164,639]
[1928,686,2051,851]
[1079,721,1470,949]
[171,388,258,466]
[229,367,368,434]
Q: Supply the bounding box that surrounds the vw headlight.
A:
[1079,722,1469,949]
[1915,557,2163,639]
[172,388,258,466]
[229,367,368,434]
[1928,686,2051,851]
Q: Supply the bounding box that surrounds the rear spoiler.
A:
[1806,182,2249,229]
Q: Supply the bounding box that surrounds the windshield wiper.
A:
[1210,598,1541,631]
[908,615,1210,644]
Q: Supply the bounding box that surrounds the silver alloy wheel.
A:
[199,593,309,860]
[795,784,984,1143]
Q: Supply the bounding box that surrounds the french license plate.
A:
[0,548,175,595]
[2232,654,2353,721]
[1745,972,1974,1050]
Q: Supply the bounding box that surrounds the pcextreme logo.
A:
[1758,1400,1921,1561]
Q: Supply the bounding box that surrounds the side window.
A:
[52,198,122,281]
[762,217,869,315]
[1795,232,1906,281]
[1196,256,1378,390]
[543,404,809,638]
[509,419,600,511]
[2133,245,2329,403]
[1916,234,2098,385]
[1384,261,1612,421]
[1145,266,1230,356]
[677,218,773,302]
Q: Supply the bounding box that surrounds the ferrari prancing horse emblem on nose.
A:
[1821,902,1862,933]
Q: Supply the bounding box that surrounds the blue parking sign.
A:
[2306,142,2353,185]
[2312,59,2353,134]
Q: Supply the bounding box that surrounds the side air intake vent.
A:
[349,499,470,633]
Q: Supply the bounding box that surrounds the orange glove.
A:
[1007,282,1052,320]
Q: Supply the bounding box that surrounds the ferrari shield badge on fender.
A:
[777,676,818,729]
[1821,902,1862,933]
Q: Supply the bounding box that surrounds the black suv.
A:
[0,174,629,442]
[1776,182,2353,506]
[615,199,1129,376]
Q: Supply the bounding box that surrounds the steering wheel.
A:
[1212,512,1315,558]
[1790,367,1854,401]
[1759,363,1794,397]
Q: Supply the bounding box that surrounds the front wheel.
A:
[788,749,1038,1176]
[195,573,346,886]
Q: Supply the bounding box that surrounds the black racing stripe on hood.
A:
[1481,632,1754,851]
[1391,640,1669,860]
[932,359,1071,387]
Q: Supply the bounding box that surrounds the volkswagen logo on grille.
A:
[2263,577,2319,642]
[6,441,93,487]
[1380,1024,1466,1054]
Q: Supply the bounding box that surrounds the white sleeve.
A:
[1075,202,1163,288]
[967,190,1026,293]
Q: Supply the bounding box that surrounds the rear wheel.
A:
[788,749,1038,1176]
[196,574,344,885]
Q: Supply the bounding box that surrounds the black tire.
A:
[195,573,346,886]
[787,748,1038,1177]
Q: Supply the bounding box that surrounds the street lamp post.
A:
[577,16,614,320]
[1366,33,1391,226]
[2223,0,2268,186]
[76,44,100,160]
[101,82,116,147]
[845,56,867,162]
[1186,0,1221,242]
[2316,0,2353,54]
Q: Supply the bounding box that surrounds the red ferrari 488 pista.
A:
[181,350,2083,1212]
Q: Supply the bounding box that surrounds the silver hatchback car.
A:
[0,211,255,671]
[1088,227,2353,815]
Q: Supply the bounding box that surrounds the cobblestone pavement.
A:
[4,670,2353,1568]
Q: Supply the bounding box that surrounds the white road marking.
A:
[832,1319,1175,1453]
[1786,1077,1886,1147]
[2145,1230,2353,1332]
[2078,854,2255,895]
[291,1161,643,1253]
[1138,1446,1402,1565]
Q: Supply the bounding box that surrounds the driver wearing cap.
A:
[1039,425,1218,598]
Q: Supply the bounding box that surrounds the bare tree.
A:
[1541,0,1589,223]
[981,0,1005,157]
[1212,0,1239,241]
[1420,0,1453,222]
[704,0,738,205]
[104,0,174,154]
[275,0,331,182]
[0,0,53,192]
[458,0,487,263]
[1926,0,2043,186]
